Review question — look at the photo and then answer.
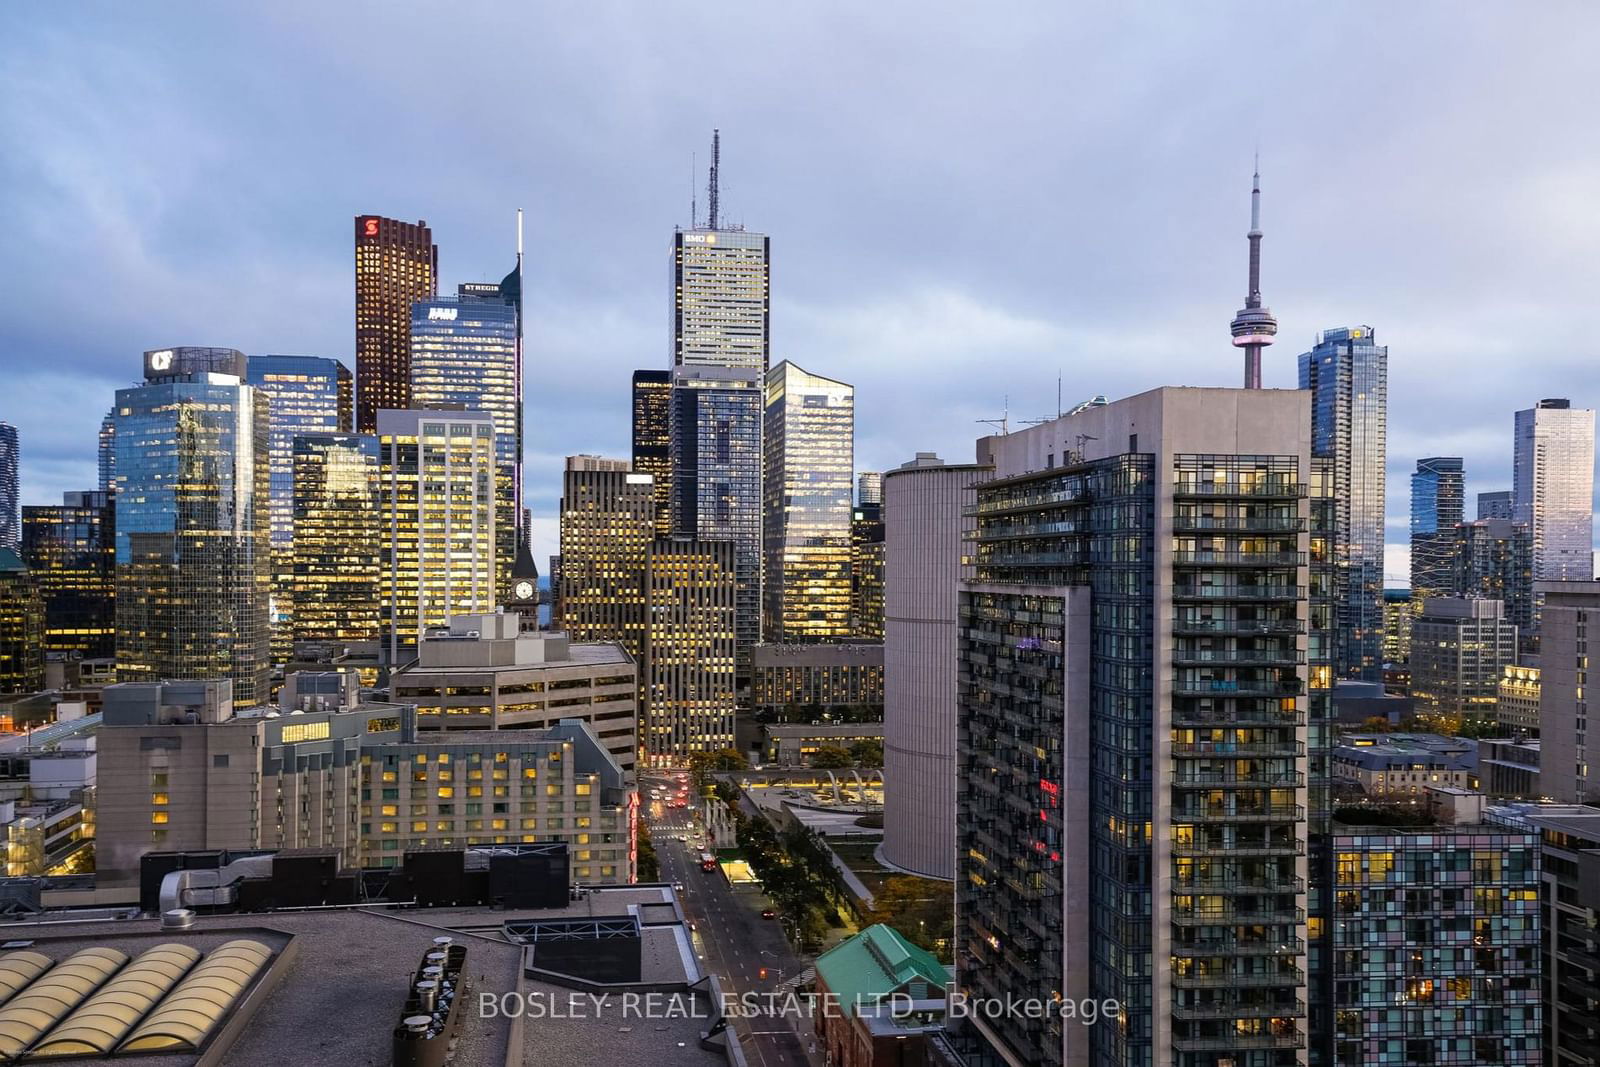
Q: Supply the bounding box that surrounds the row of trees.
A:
[734,803,848,953]
[808,739,883,769]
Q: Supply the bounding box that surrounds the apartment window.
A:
[150,812,169,825]
[151,793,169,806]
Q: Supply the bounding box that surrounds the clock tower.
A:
[505,536,541,630]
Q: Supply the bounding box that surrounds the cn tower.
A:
[1230,163,1278,388]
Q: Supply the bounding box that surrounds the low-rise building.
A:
[751,642,883,716]
[759,722,885,768]
[813,923,951,1067]
[1332,733,1478,798]
[390,612,637,774]
[1481,738,1542,799]
[1499,664,1541,736]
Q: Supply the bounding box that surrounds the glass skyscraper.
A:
[376,409,497,660]
[113,347,270,703]
[98,408,116,493]
[0,547,44,695]
[20,490,116,658]
[0,422,17,550]
[354,215,437,433]
[762,361,854,641]
[1513,398,1595,581]
[643,536,737,761]
[410,286,520,595]
[246,354,352,659]
[291,433,381,646]
[671,228,770,371]
[1301,326,1387,682]
[1409,456,1464,599]
[631,369,673,536]
[558,456,655,659]
[671,366,763,687]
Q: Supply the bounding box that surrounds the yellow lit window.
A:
[437,787,454,799]
[151,812,169,825]
[152,793,169,806]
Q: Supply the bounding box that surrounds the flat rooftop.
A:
[0,885,723,1067]
[399,641,634,673]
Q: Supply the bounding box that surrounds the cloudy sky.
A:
[4,3,1598,578]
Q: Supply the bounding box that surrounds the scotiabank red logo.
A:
[363,218,379,237]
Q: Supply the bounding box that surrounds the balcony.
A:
[1172,585,1304,602]
[975,520,1083,540]
[1173,839,1305,858]
[1172,905,1306,926]
[1172,1030,1305,1051]
[1172,771,1306,788]
[977,550,1084,569]
[1172,937,1306,958]
[1172,551,1307,567]
[1172,742,1304,759]
[1173,1000,1306,1022]
[1172,481,1307,499]
[1173,706,1306,728]
[1171,679,1305,699]
[1173,876,1305,895]
[1172,617,1305,635]
[1172,515,1307,533]
[1173,968,1305,989]
[1171,648,1306,666]
[1176,805,1306,824]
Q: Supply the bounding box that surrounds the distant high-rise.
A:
[850,503,885,641]
[1538,580,1600,802]
[291,433,381,646]
[631,370,673,536]
[1410,597,1519,731]
[97,408,116,493]
[0,547,44,694]
[643,536,737,762]
[0,423,17,550]
[1514,398,1595,581]
[672,133,769,372]
[558,456,654,659]
[1410,456,1465,598]
[114,348,270,703]
[547,554,562,629]
[762,361,854,641]
[1230,164,1278,389]
[247,355,352,660]
[376,409,497,661]
[1452,517,1535,637]
[20,490,116,658]
[354,216,437,432]
[670,365,763,685]
[1301,326,1387,681]
[410,286,520,592]
[1478,489,1513,520]
[856,471,883,507]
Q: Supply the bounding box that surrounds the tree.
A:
[688,747,750,790]
[849,739,884,767]
[809,746,854,769]
[636,821,660,882]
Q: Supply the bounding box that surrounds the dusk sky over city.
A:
[3,3,1598,577]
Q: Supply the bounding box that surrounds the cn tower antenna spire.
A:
[1230,156,1278,388]
[707,129,720,231]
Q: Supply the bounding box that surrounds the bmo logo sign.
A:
[427,307,458,321]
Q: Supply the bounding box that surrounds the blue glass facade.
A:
[1300,327,1387,682]
[1410,457,1464,599]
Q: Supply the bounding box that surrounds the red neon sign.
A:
[363,218,379,237]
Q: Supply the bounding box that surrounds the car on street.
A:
[761,908,777,920]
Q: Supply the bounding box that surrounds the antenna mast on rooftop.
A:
[707,129,721,230]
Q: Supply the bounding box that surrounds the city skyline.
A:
[4,7,1600,581]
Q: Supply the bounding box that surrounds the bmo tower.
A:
[354,216,437,432]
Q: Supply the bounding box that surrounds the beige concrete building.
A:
[95,675,634,888]
[390,612,637,774]
[1538,581,1600,802]
[1498,664,1541,735]
[750,642,883,714]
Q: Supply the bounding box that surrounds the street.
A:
[642,772,822,1067]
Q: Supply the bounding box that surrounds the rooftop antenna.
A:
[707,129,720,231]
[977,396,1010,436]
[690,150,697,229]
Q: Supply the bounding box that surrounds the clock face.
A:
[514,580,535,601]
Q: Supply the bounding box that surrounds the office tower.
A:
[956,388,1312,1067]
[642,537,736,762]
[1498,664,1541,735]
[0,423,16,549]
[97,409,116,493]
[670,366,762,683]
[881,454,987,882]
[1478,489,1513,520]
[557,456,654,658]
[376,409,496,661]
[1230,165,1278,389]
[1514,398,1596,581]
[762,361,854,642]
[850,504,885,641]
[631,369,673,536]
[1323,822,1541,1066]
[20,490,115,657]
[1537,581,1600,802]
[1380,588,1413,665]
[856,471,882,507]
[547,555,562,628]
[290,433,381,645]
[1452,517,1535,636]
[114,348,270,704]
[750,643,883,717]
[247,355,352,660]
[1410,597,1518,730]
[672,133,769,372]
[391,613,638,774]
[1301,325,1387,682]
[1409,456,1464,599]
[0,547,45,693]
[354,215,437,432]
[410,286,521,593]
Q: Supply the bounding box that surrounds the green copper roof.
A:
[813,924,948,1017]
[0,547,26,573]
